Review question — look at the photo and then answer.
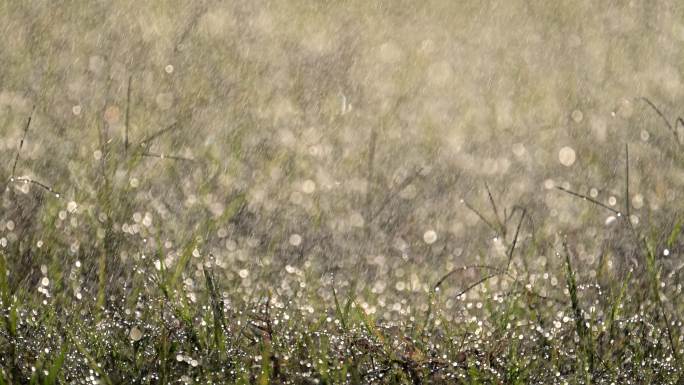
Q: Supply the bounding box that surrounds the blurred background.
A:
[2,1,684,315]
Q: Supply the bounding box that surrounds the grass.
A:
[3,102,684,384]
[0,219,683,384]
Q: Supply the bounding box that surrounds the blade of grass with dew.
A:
[203,263,227,358]
[332,285,346,331]
[44,342,68,385]
[644,238,679,361]
[68,331,114,385]
[562,243,594,382]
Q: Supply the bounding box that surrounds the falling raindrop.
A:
[301,179,316,194]
[423,230,437,244]
[558,147,576,167]
[571,109,584,123]
[289,233,302,246]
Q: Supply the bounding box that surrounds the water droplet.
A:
[571,109,584,123]
[302,179,316,194]
[289,233,302,246]
[423,230,437,244]
[558,146,576,167]
[165,64,174,74]
[512,142,526,157]
[543,179,555,189]
[129,326,143,341]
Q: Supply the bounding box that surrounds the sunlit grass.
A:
[2,134,684,383]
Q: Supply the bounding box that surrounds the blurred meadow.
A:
[3,1,684,383]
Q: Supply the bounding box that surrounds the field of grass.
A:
[5,2,684,384]
[2,109,684,384]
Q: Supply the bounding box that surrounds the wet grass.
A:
[2,180,684,384]
[3,105,684,384]
[1,224,683,385]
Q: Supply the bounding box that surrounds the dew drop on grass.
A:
[129,326,143,342]
[41,277,49,287]
[608,196,617,206]
[72,105,82,115]
[238,269,249,278]
[165,64,174,74]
